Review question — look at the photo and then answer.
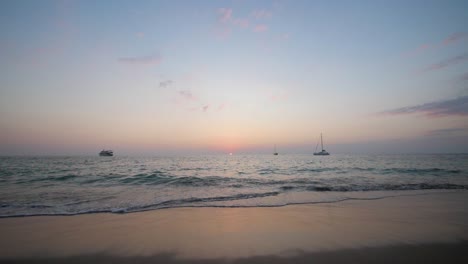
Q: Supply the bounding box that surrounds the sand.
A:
[0,191,467,263]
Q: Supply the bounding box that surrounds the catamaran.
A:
[313,133,330,156]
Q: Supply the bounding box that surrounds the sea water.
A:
[0,154,467,217]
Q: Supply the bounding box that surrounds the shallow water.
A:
[0,154,467,217]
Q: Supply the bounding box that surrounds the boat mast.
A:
[321,133,324,151]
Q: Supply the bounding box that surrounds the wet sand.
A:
[1,242,467,264]
[1,191,467,263]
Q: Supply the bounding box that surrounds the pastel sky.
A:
[1,0,468,155]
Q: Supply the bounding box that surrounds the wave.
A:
[301,183,468,192]
[115,191,280,213]
[2,155,466,219]
[15,174,79,184]
[0,191,281,218]
[277,183,468,192]
[12,173,467,191]
[1,190,464,218]
[113,174,467,190]
[7,166,464,186]
[380,168,462,175]
[256,167,463,176]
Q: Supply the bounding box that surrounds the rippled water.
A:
[0,154,467,217]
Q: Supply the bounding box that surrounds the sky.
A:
[0,0,467,155]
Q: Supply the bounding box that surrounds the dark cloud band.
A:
[380,96,468,117]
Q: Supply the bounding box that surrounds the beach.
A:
[1,191,467,263]
[2,0,468,262]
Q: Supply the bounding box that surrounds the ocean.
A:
[0,154,467,217]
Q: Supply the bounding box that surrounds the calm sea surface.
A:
[0,154,467,217]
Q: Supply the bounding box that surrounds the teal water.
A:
[0,154,467,217]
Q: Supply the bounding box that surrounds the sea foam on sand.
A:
[0,191,467,263]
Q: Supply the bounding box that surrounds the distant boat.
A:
[273,144,278,155]
[99,150,113,156]
[313,133,330,156]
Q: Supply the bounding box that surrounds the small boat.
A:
[99,149,114,156]
[313,133,330,156]
[273,144,278,155]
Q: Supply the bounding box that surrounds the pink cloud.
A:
[173,90,199,106]
[214,7,256,39]
[269,93,288,102]
[214,8,234,39]
[404,32,467,58]
[443,32,468,45]
[415,44,430,53]
[403,43,431,58]
[251,9,272,20]
[253,24,268,33]
[232,18,249,28]
[421,53,468,73]
[217,103,226,112]
[136,32,145,38]
[217,8,232,23]
[214,26,231,39]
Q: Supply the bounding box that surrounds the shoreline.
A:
[1,191,467,262]
[0,189,464,219]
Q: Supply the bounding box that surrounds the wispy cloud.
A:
[118,54,162,65]
[214,26,231,39]
[214,7,251,38]
[251,9,272,20]
[217,8,232,23]
[461,72,468,81]
[253,24,268,33]
[214,7,275,38]
[186,103,223,113]
[173,89,198,107]
[217,103,226,112]
[420,53,468,73]
[214,8,233,39]
[443,32,468,45]
[159,80,173,88]
[425,128,467,137]
[136,32,145,38]
[380,96,468,117]
[405,32,467,57]
[404,44,431,57]
[178,90,197,101]
[232,18,249,28]
[268,90,289,102]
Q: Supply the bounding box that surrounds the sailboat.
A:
[273,144,278,155]
[313,133,330,156]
